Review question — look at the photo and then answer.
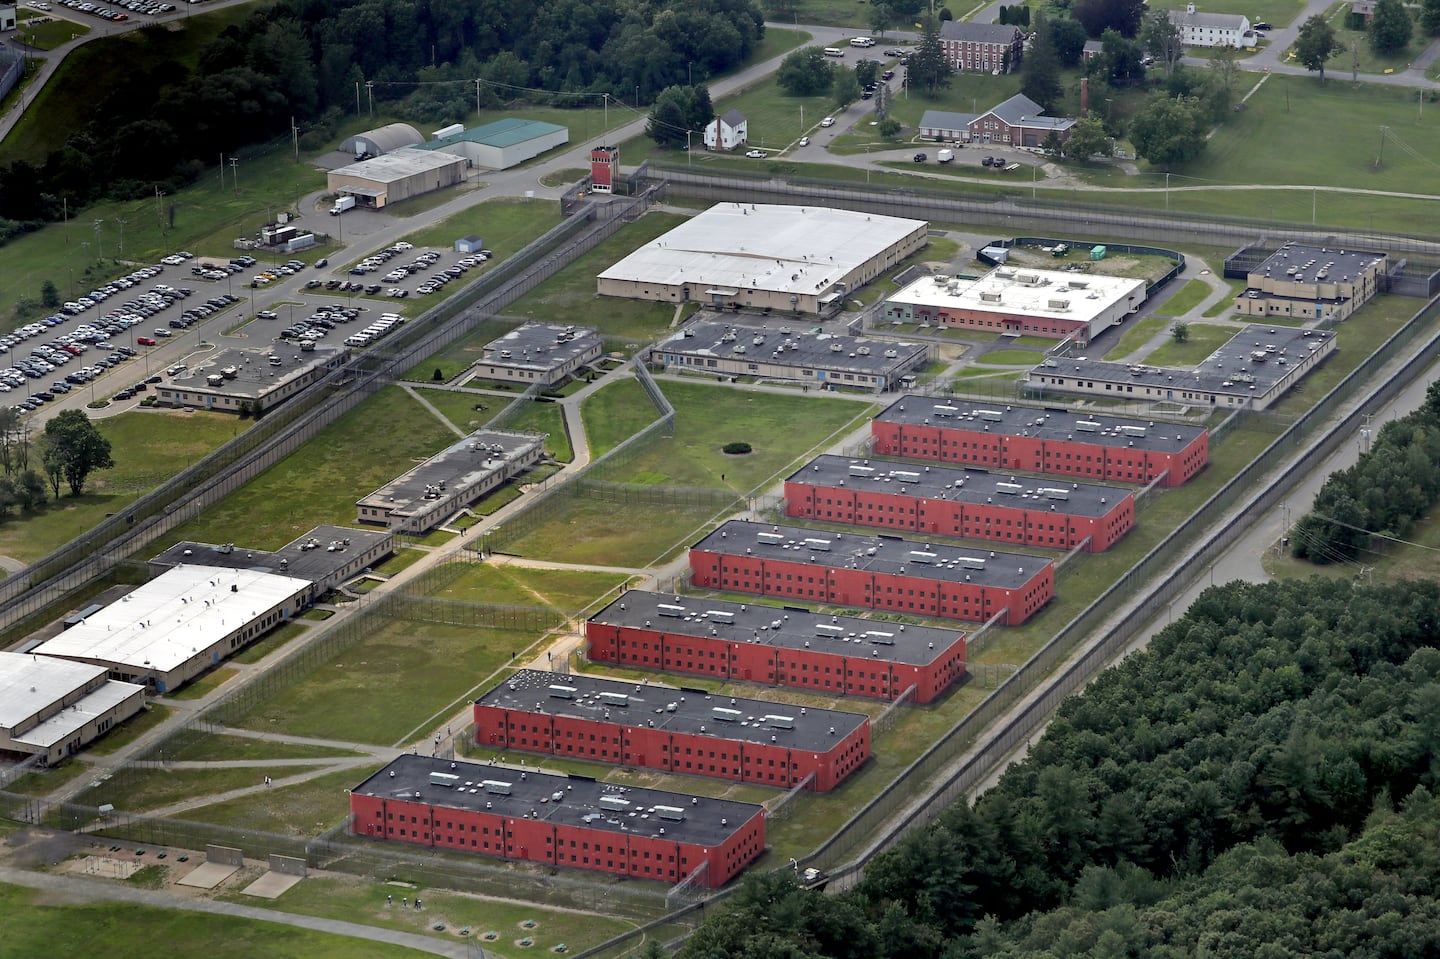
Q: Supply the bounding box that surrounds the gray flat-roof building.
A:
[156,345,348,414]
[357,429,545,533]
[327,148,468,208]
[148,526,394,601]
[474,669,872,791]
[651,320,930,393]
[597,203,929,315]
[1025,324,1337,411]
[586,589,969,703]
[467,323,603,388]
[0,653,145,765]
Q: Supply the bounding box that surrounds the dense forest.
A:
[1292,380,1440,564]
[0,0,763,224]
[678,576,1440,958]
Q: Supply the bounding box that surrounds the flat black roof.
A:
[592,590,966,668]
[150,525,393,584]
[481,322,602,372]
[1250,243,1386,282]
[353,754,763,846]
[170,345,345,399]
[356,429,543,516]
[657,321,928,376]
[478,669,868,750]
[874,398,1207,454]
[788,455,1128,518]
[693,520,1051,589]
[1039,324,1335,400]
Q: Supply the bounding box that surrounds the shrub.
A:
[722,441,752,454]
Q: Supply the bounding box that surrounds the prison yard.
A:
[4,6,1440,952]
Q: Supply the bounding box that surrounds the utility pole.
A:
[229,156,239,194]
[475,78,481,118]
[1376,125,1387,168]
[116,217,126,257]
[93,219,103,260]
[355,79,361,116]
[292,117,299,162]
[366,80,374,118]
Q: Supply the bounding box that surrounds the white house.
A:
[704,110,748,152]
[1168,3,1256,48]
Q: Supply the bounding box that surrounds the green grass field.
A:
[0,882,436,959]
[231,621,543,744]
[74,764,287,814]
[14,10,90,49]
[504,215,690,352]
[581,377,661,459]
[0,409,244,563]
[84,703,173,756]
[1151,279,1214,317]
[429,564,634,612]
[974,349,1044,365]
[173,764,378,835]
[163,734,367,764]
[399,197,563,269]
[1144,322,1241,365]
[164,386,458,549]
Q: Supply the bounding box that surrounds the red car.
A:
[136,336,157,346]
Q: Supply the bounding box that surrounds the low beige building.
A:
[0,653,146,765]
[1234,243,1386,323]
[327,148,468,209]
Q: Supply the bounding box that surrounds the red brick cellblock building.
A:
[474,670,871,792]
[870,400,1209,488]
[784,454,1134,552]
[586,590,968,704]
[351,755,765,888]
[688,521,1054,626]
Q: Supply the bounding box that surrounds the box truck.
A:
[330,196,356,215]
[937,149,954,163]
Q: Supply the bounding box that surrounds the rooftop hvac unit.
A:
[995,482,1024,495]
[959,556,987,569]
[766,714,796,730]
[803,538,833,551]
[1016,273,1040,285]
[712,707,742,722]
[816,623,846,637]
[1075,420,1101,432]
[892,471,920,483]
[932,404,959,417]
[429,772,460,788]
[848,464,876,476]
[976,409,1004,422]
[483,780,513,795]
[657,603,686,618]
[598,692,630,707]
[980,291,1002,302]
[865,630,896,645]
[548,684,578,699]
[1043,488,1071,501]
[909,551,938,564]
[758,532,785,545]
[1119,425,1148,437]
[1047,299,1070,312]
[599,795,631,811]
[654,805,686,821]
[707,610,736,624]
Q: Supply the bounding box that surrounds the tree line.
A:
[0,0,764,226]
[676,576,1440,958]
[1291,379,1440,564]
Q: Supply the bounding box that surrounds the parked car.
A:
[913,152,927,162]
[798,136,810,147]
[136,336,157,345]
[820,117,835,127]
[745,149,766,158]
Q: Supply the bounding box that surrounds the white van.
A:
[850,36,875,47]
[823,47,845,58]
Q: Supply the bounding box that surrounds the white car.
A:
[799,136,810,147]
[745,149,766,159]
[820,117,836,127]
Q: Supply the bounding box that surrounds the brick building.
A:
[586,590,968,703]
[689,520,1054,626]
[784,455,1134,552]
[474,670,871,791]
[938,21,1025,73]
[351,755,766,888]
[871,400,1209,488]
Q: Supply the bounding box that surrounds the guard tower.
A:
[589,146,618,194]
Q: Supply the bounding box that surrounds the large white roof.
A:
[0,651,110,731]
[34,566,312,673]
[597,203,925,297]
[889,265,1147,323]
[11,680,143,749]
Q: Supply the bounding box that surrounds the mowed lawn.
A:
[0,883,436,959]
[0,409,243,563]
[431,565,634,611]
[165,386,459,549]
[174,765,379,835]
[232,621,547,744]
[504,215,689,351]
